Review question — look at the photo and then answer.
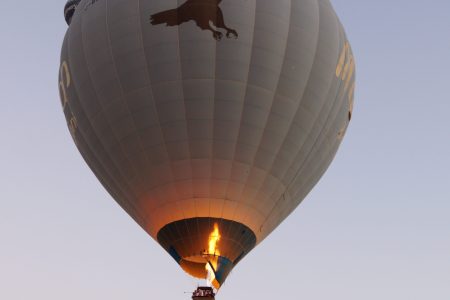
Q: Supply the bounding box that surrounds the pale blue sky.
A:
[1,1,449,299]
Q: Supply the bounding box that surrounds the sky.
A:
[1,1,449,299]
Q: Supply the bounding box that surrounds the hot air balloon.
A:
[59,0,355,290]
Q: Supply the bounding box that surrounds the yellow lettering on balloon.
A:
[348,82,355,110]
[336,42,349,78]
[336,40,356,106]
[68,114,78,145]
[59,61,71,109]
[344,58,355,90]
[59,61,79,144]
[335,40,356,139]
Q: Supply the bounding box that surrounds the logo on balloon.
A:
[150,0,238,41]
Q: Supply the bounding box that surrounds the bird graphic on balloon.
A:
[150,0,238,41]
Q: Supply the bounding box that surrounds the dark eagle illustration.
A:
[150,0,238,41]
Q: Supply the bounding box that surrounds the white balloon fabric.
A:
[59,0,355,288]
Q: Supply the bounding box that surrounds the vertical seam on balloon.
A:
[211,3,223,231]
[222,0,258,223]
[227,9,295,228]
[104,0,155,229]
[208,3,219,224]
[249,0,322,233]
[62,32,104,194]
[64,29,125,215]
[261,3,347,235]
[283,17,350,201]
[284,97,348,223]
[249,0,315,238]
[285,23,353,215]
[76,6,144,221]
[174,0,196,221]
[259,0,330,234]
[174,0,199,243]
[238,0,293,230]
[136,0,180,235]
[76,4,145,226]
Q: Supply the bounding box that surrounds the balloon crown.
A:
[64,0,81,25]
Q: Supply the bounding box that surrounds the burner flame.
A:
[205,223,221,287]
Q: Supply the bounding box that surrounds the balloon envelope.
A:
[59,0,355,288]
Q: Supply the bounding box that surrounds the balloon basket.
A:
[192,286,215,300]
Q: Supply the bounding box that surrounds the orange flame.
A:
[205,223,221,287]
[208,223,221,257]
